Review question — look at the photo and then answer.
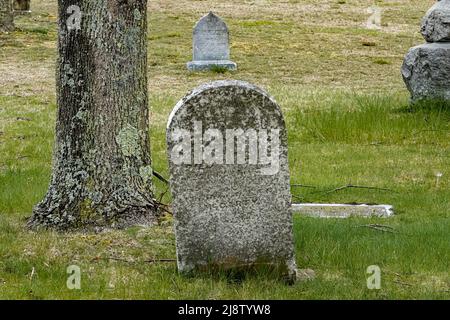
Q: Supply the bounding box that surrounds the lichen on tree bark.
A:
[29,0,158,230]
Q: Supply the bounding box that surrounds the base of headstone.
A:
[187,60,237,71]
[13,10,31,15]
[402,43,450,103]
[292,203,394,218]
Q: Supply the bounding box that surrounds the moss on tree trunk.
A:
[29,0,158,230]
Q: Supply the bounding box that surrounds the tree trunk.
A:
[13,0,30,12]
[0,0,14,32]
[29,0,158,230]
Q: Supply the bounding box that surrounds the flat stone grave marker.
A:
[187,12,237,71]
[166,80,296,280]
[292,203,394,218]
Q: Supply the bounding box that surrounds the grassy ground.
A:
[0,0,449,299]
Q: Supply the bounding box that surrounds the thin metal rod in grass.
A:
[291,184,317,188]
[291,194,304,202]
[319,184,396,195]
[356,224,397,233]
[153,170,169,184]
[92,256,176,264]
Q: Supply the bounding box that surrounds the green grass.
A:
[0,0,449,299]
[209,65,231,74]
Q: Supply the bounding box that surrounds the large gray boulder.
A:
[421,0,450,42]
[402,43,450,102]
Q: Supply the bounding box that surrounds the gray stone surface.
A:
[421,0,450,43]
[167,80,296,280]
[402,43,450,102]
[187,12,237,71]
[292,204,394,218]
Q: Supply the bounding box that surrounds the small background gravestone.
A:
[167,80,296,280]
[187,12,237,71]
[0,0,14,32]
[402,0,450,103]
[13,0,31,14]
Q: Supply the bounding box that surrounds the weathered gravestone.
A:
[167,80,297,281]
[187,12,237,71]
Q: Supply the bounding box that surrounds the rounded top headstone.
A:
[166,80,296,279]
[421,0,450,42]
[167,80,284,132]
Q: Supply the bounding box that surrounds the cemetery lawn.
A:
[0,0,449,299]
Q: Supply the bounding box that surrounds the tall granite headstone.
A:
[187,12,237,71]
[166,80,296,281]
[402,0,450,103]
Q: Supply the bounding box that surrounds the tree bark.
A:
[0,0,14,32]
[29,0,158,230]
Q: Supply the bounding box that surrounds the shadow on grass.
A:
[182,263,296,285]
[395,99,450,118]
